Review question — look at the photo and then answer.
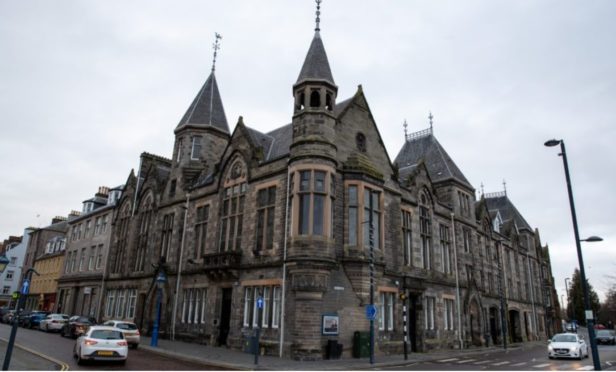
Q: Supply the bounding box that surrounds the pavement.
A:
[139,336,542,370]
[0,338,66,371]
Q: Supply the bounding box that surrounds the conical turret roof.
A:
[296,32,335,86]
[177,72,229,133]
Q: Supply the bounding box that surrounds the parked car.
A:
[564,322,578,333]
[39,313,69,332]
[596,329,616,345]
[548,333,589,360]
[102,320,140,349]
[73,326,128,365]
[61,316,97,338]
[0,306,12,322]
[1,310,16,324]
[24,311,50,329]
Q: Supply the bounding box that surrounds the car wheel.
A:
[119,359,126,365]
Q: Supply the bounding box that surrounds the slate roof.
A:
[394,131,473,189]
[296,32,335,86]
[484,194,533,232]
[177,72,229,133]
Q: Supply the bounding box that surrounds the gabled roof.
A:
[296,32,335,86]
[394,130,473,190]
[177,72,229,133]
[484,193,533,232]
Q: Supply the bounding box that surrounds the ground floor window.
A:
[181,288,207,324]
[444,298,455,330]
[425,296,436,331]
[378,292,394,331]
[243,285,281,329]
[105,288,137,319]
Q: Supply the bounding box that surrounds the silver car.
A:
[39,313,69,332]
[103,320,140,349]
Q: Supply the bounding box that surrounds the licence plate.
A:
[97,351,113,356]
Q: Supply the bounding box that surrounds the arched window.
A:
[296,91,306,111]
[310,90,321,108]
[325,93,333,111]
[134,194,153,272]
[219,157,248,252]
[419,191,432,270]
[113,201,132,274]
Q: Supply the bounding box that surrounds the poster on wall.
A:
[322,314,340,335]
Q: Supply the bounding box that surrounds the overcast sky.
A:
[1,1,614,303]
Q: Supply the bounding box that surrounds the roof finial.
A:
[211,32,222,73]
[503,179,507,196]
[315,0,322,32]
[403,119,408,141]
[480,182,485,196]
[428,111,434,133]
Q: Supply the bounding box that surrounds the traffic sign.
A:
[366,304,377,320]
[256,297,264,309]
[21,279,30,295]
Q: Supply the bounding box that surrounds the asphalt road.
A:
[383,330,616,371]
[0,323,225,370]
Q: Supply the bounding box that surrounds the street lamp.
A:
[565,277,572,322]
[0,255,9,274]
[3,268,39,370]
[545,138,602,370]
[150,269,167,347]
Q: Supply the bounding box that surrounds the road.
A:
[384,329,616,371]
[0,323,226,370]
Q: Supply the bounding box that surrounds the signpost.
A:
[365,304,377,321]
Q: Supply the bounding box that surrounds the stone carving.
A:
[291,273,328,292]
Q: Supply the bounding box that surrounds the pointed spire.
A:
[403,119,408,141]
[176,32,229,133]
[295,0,335,86]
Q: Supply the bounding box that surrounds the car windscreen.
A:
[596,330,612,337]
[90,330,124,340]
[115,323,138,330]
[552,334,577,343]
[76,317,93,323]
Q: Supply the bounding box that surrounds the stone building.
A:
[22,217,69,311]
[56,186,121,318]
[101,12,558,360]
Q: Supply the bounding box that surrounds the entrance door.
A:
[489,307,498,344]
[218,288,232,346]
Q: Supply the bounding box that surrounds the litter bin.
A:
[243,336,257,354]
[352,331,370,358]
[326,340,343,359]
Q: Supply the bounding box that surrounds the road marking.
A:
[510,362,527,367]
[473,360,492,365]
[437,358,459,362]
[492,361,511,366]
[0,336,69,371]
[456,359,477,364]
[532,363,551,368]
[576,367,593,371]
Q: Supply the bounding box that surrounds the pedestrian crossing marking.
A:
[510,362,527,367]
[532,363,550,368]
[492,361,510,366]
[473,360,492,365]
[456,359,477,364]
[576,367,593,371]
[437,358,459,362]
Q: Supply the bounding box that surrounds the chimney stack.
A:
[52,216,67,224]
[96,186,110,198]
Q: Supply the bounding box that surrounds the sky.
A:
[1,0,615,303]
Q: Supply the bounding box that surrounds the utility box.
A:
[352,331,370,358]
[243,336,257,354]
[326,340,343,359]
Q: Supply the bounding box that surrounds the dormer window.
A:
[191,136,202,160]
[83,202,93,214]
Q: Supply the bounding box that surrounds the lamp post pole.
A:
[545,139,601,370]
[150,270,167,347]
[565,277,572,323]
[3,268,39,371]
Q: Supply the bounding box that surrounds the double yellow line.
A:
[0,336,70,370]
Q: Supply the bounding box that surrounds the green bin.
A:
[352,331,370,358]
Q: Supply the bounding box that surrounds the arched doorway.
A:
[469,299,482,346]
[489,307,499,344]
[508,309,523,342]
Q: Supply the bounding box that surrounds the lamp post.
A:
[564,277,572,322]
[150,269,167,347]
[545,138,603,370]
[3,268,39,371]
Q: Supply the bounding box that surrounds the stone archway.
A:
[508,309,523,343]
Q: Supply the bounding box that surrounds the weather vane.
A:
[403,119,408,141]
[315,0,322,32]
[480,182,485,196]
[211,32,222,73]
[503,179,507,196]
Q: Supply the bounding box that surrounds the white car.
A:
[103,320,141,349]
[39,313,69,332]
[73,326,128,365]
[548,333,589,360]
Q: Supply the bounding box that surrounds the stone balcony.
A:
[201,251,242,281]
